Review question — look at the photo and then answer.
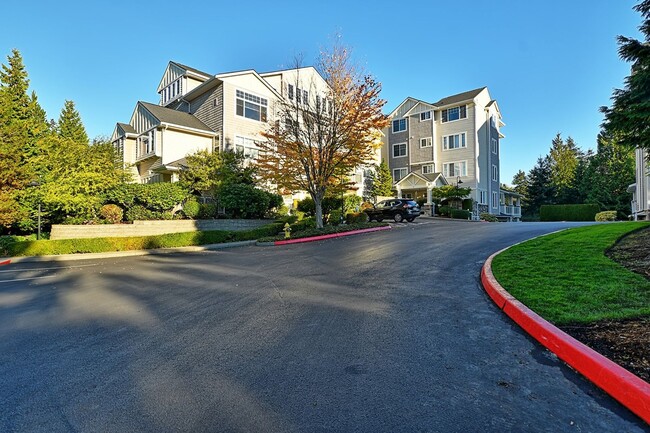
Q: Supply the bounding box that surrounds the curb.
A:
[274,225,392,246]
[481,249,650,424]
[0,240,257,264]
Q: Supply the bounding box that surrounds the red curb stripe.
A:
[274,225,391,246]
[0,259,10,266]
[482,250,650,424]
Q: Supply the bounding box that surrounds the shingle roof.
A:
[434,87,486,107]
[139,102,214,132]
[420,172,444,183]
[171,61,211,78]
[117,122,136,134]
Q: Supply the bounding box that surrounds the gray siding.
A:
[190,85,223,138]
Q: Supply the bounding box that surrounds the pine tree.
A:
[511,170,528,197]
[57,100,88,145]
[525,156,555,216]
[549,134,581,204]
[601,1,650,155]
[370,159,394,200]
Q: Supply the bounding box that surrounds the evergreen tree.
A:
[549,134,581,204]
[57,100,88,145]
[511,170,528,197]
[601,1,650,155]
[525,156,555,216]
[370,159,394,200]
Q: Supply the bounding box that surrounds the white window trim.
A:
[442,132,467,151]
[420,111,431,121]
[392,118,407,133]
[234,135,261,160]
[478,189,488,205]
[420,137,432,148]
[392,142,408,158]
[492,164,498,181]
[443,160,468,178]
[491,138,498,154]
[393,167,408,182]
[235,88,269,123]
[441,105,467,123]
[492,191,499,209]
[422,164,435,174]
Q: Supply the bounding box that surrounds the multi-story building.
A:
[111,61,378,199]
[629,148,649,220]
[382,87,521,220]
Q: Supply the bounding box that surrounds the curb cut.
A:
[273,225,392,246]
[0,240,257,264]
[481,249,650,424]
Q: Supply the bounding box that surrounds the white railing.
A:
[500,205,522,216]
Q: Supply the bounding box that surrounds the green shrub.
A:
[595,211,617,222]
[438,206,452,217]
[540,204,600,221]
[480,212,498,222]
[126,205,156,221]
[290,209,305,221]
[1,223,285,257]
[219,184,280,219]
[327,210,343,226]
[296,196,344,216]
[416,197,426,207]
[199,203,218,219]
[344,195,363,213]
[183,197,201,219]
[135,183,189,212]
[100,204,123,224]
[462,199,473,211]
[296,197,315,215]
[291,216,316,231]
[346,212,368,224]
[450,209,471,219]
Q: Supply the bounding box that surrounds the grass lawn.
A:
[491,222,650,325]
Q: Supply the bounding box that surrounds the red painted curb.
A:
[274,225,391,246]
[0,259,10,266]
[481,252,650,424]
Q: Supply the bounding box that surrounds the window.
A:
[316,95,321,111]
[288,84,294,100]
[393,142,407,158]
[479,190,488,205]
[296,88,301,103]
[393,168,407,182]
[492,165,498,181]
[420,111,431,121]
[443,161,467,177]
[235,136,260,160]
[443,133,466,150]
[420,137,432,148]
[492,191,499,209]
[236,90,268,122]
[303,90,308,105]
[441,105,467,123]
[491,138,498,154]
[422,164,435,174]
[392,118,407,133]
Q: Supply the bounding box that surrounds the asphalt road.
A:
[0,220,647,432]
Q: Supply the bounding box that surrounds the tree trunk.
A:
[313,193,324,228]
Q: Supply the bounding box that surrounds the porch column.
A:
[396,186,402,198]
[426,187,432,205]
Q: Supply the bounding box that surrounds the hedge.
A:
[1,223,283,257]
[450,209,471,219]
[540,204,600,221]
[595,211,617,222]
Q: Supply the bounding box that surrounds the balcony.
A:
[500,205,521,216]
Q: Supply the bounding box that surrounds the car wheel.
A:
[376,217,383,222]
[406,217,415,222]
[393,213,404,223]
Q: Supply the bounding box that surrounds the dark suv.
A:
[364,199,421,223]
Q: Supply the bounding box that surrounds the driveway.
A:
[0,221,645,432]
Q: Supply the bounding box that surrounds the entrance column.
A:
[396,186,402,198]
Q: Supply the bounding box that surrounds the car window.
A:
[406,200,418,207]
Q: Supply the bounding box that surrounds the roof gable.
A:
[157,61,211,93]
[434,87,487,107]
[388,97,429,119]
[137,102,214,133]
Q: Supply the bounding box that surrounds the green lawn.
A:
[491,222,650,325]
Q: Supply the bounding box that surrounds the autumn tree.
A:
[258,45,389,228]
[601,1,650,156]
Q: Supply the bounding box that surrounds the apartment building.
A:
[629,148,649,220]
[383,87,520,219]
[111,61,378,198]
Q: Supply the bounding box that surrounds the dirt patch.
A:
[561,318,650,383]
[559,226,650,383]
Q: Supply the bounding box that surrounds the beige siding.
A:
[221,79,275,151]
[186,76,204,94]
[161,129,213,165]
[438,103,477,188]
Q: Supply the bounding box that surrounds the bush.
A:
[219,184,280,219]
[344,195,363,213]
[100,204,123,224]
[199,203,218,219]
[480,212,498,222]
[296,196,344,216]
[462,199,473,211]
[595,211,617,222]
[291,216,316,231]
[183,197,201,219]
[327,210,343,226]
[438,206,452,217]
[346,212,368,224]
[290,209,305,220]
[296,197,315,215]
[135,183,189,212]
[540,204,600,222]
[126,205,158,221]
[416,197,426,207]
[450,209,471,219]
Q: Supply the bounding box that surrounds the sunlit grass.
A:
[491,222,650,325]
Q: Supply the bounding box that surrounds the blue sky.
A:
[1,0,642,183]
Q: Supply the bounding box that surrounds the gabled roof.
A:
[434,87,487,107]
[139,102,214,133]
[387,97,432,119]
[395,171,448,187]
[214,69,283,100]
[117,122,136,135]
[170,61,211,78]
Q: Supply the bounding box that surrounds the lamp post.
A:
[455,176,463,209]
[28,181,42,240]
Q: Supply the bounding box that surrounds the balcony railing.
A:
[500,205,521,216]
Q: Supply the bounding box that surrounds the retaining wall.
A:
[50,219,271,240]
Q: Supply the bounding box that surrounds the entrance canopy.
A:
[395,172,448,205]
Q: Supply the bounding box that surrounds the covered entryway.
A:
[395,172,448,215]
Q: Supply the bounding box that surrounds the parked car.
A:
[364,199,421,222]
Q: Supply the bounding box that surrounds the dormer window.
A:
[161,79,183,105]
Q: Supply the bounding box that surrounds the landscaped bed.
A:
[491,222,650,382]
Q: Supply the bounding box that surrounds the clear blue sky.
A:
[1,0,642,183]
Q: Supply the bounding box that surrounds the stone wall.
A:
[50,219,271,240]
